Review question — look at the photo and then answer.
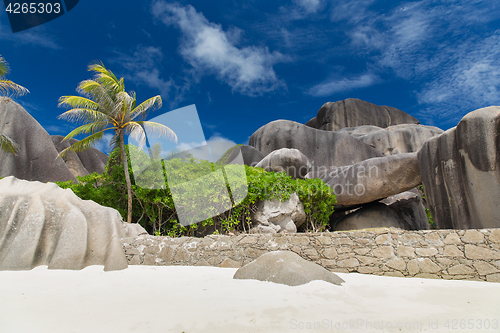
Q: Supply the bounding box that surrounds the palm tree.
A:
[0,55,29,155]
[58,62,177,223]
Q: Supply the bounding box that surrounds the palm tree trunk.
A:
[119,130,133,223]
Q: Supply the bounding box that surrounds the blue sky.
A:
[2,0,500,155]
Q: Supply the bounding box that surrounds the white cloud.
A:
[417,32,500,125]
[151,2,287,96]
[293,0,323,14]
[111,45,194,108]
[307,73,379,96]
[112,46,175,96]
[0,19,60,49]
[92,133,114,155]
[328,0,500,126]
[329,0,376,24]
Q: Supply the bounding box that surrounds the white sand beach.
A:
[1,265,499,333]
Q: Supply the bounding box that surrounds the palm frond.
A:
[58,95,100,110]
[126,122,147,149]
[130,91,137,110]
[77,80,114,112]
[0,79,29,96]
[88,62,125,97]
[57,130,107,158]
[109,132,120,153]
[0,134,18,155]
[133,121,177,143]
[130,95,162,120]
[57,107,113,125]
[62,122,112,141]
[113,91,135,121]
[0,56,9,77]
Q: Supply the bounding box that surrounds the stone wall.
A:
[121,228,500,282]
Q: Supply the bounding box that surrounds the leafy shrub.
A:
[418,185,437,229]
[56,144,336,236]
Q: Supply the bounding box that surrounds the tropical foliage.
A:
[57,63,177,223]
[0,55,29,155]
[0,55,29,97]
[56,144,337,236]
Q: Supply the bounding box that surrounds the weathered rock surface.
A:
[418,106,500,229]
[255,148,311,179]
[304,116,317,128]
[312,98,419,131]
[0,98,76,182]
[251,193,306,234]
[337,124,444,156]
[221,145,264,167]
[308,153,421,206]
[332,203,407,231]
[380,188,429,230]
[249,120,383,168]
[233,250,345,286]
[51,135,108,178]
[121,222,149,238]
[0,176,128,271]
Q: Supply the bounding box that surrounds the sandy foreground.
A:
[0,265,499,333]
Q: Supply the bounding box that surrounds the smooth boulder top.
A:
[311,98,420,131]
[249,119,383,167]
[233,250,345,286]
[255,148,311,179]
[0,97,77,183]
[337,124,444,156]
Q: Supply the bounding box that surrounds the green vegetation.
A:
[56,144,336,237]
[57,62,177,223]
[419,184,437,229]
[0,55,29,155]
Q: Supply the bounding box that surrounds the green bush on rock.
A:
[56,144,336,237]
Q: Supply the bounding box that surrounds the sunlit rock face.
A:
[0,97,76,183]
[0,176,129,271]
[418,106,500,229]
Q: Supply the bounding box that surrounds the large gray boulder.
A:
[233,251,345,286]
[311,98,419,131]
[380,188,429,230]
[0,98,76,182]
[337,124,444,156]
[308,153,421,206]
[332,202,407,231]
[249,120,383,168]
[0,176,128,271]
[251,193,306,234]
[255,148,311,179]
[331,189,429,231]
[418,106,500,229]
[51,135,108,178]
[219,145,264,167]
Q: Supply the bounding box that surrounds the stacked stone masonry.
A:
[121,228,500,282]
